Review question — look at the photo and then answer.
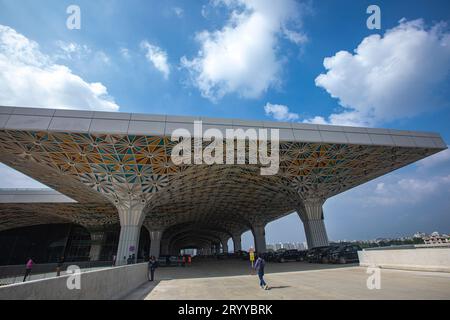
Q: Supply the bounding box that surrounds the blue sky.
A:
[0,0,449,248]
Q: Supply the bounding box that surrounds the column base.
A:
[303,219,329,248]
[149,230,163,258]
[232,235,242,252]
[253,224,267,253]
[116,225,141,266]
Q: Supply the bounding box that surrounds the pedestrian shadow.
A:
[268,285,291,290]
[122,280,161,300]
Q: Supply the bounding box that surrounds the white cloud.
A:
[141,41,170,79]
[55,41,92,60]
[366,175,450,206]
[173,6,184,18]
[95,51,111,64]
[283,28,308,45]
[0,25,119,111]
[417,146,450,169]
[0,163,48,188]
[120,47,131,59]
[264,102,299,121]
[337,170,450,208]
[314,19,450,127]
[181,0,305,102]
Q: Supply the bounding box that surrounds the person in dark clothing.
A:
[56,256,65,277]
[127,255,132,265]
[23,258,33,282]
[148,256,158,281]
[254,254,269,290]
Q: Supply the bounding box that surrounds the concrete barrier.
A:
[0,263,148,300]
[358,247,450,272]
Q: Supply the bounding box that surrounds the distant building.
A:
[282,242,295,249]
[423,232,450,245]
[414,232,427,238]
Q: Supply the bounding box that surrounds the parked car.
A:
[240,251,249,260]
[306,246,328,263]
[318,246,342,264]
[297,250,308,261]
[157,255,183,267]
[216,253,229,259]
[306,246,339,263]
[261,251,276,262]
[234,250,247,258]
[275,249,302,263]
[327,245,362,264]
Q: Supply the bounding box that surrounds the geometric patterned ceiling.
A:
[0,128,443,242]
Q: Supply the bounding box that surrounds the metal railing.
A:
[363,243,450,251]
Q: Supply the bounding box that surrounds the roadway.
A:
[123,258,450,300]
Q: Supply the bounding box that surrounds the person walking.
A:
[56,256,64,277]
[148,256,158,282]
[23,258,33,282]
[254,254,269,290]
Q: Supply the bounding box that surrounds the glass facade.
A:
[0,224,150,266]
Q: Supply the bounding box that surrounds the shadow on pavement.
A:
[268,286,291,290]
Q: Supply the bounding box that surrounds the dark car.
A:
[306,246,340,263]
[275,249,302,263]
[297,250,308,261]
[234,250,246,258]
[306,246,329,263]
[157,255,183,267]
[240,251,249,260]
[317,246,342,263]
[261,251,276,262]
[327,245,362,264]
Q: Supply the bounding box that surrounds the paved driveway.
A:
[123,259,450,300]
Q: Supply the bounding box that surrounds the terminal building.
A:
[0,106,446,265]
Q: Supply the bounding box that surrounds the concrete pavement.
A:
[123,258,450,300]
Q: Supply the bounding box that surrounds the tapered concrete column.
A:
[252,223,267,253]
[232,234,242,252]
[298,198,329,249]
[149,230,163,258]
[115,200,146,265]
[161,239,170,255]
[221,237,229,253]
